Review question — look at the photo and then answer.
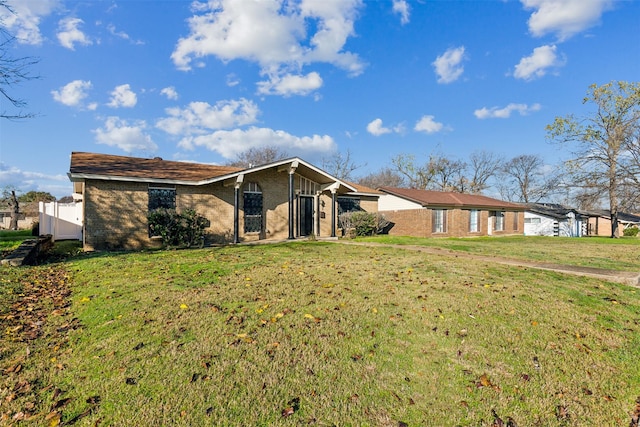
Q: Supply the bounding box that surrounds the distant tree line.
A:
[230,81,639,238]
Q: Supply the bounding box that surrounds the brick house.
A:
[68,152,379,250]
[378,187,524,238]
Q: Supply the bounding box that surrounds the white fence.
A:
[39,201,83,241]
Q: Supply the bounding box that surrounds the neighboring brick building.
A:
[378,187,524,238]
[68,152,379,250]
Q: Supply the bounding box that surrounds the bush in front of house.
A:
[339,211,390,237]
[623,226,639,237]
[147,208,208,248]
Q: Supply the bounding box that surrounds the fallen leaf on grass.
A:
[282,397,300,418]
[555,405,570,421]
[629,396,640,427]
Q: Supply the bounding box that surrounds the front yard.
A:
[1,238,639,426]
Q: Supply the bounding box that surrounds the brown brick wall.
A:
[382,208,523,238]
[82,169,362,250]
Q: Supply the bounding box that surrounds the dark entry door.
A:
[300,196,314,236]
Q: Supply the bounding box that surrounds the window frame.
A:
[432,209,447,233]
[469,209,480,233]
[148,186,176,211]
[494,211,505,231]
[243,182,263,234]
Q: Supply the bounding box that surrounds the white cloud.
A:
[521,0,613,41]
[160,86,179,100]
[0,162,69,198]
[432,46,466,84]
[171,0,364,95]
[0,0,59,45]
[177,126,335,159]
[94,117,157,153]
[474,103,542,119]
[392,0,410,25]
[367,118,391,136]
[57,16,92,50]
[107,23,144,45]
[226,73,240,87]
[513,44,564,81]
[257,72,323,97]
[156,98,259,136]
[107,84,137,108]
[51,80,93,108]
[414,115,444,134]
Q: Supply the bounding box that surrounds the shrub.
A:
[147,208,208,248]
[623,226,639,237]
[31,221,39,236]
[339,211,390,237]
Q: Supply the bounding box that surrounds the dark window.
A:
[338,197,362,215]
[244,183,263,233]
[148,187,176,210]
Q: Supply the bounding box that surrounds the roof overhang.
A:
[68,157,358,194]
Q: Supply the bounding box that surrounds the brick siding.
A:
[82,169,353,250]
[381,208,523,238]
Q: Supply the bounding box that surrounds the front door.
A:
[300,196,314,236]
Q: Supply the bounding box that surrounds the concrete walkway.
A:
[334,240,640,287]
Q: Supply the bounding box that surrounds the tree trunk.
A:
[9,190,19,230]
[609,162,620,238]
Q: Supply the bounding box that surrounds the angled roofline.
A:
[378,186,524,210]
[68,154,358,193]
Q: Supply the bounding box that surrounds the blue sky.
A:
[1,0,639,199]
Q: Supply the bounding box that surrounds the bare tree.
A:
[226,146,289,168]
[356,167,405,189]
[391,153,437,189]
[498,154,559,203]
[1,1,39,120]
[322,149,363,181]
[547,81,640,237]
[467,150,503,194]
[430,155,468,192]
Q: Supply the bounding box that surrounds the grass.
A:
[360,235,640,271]
[0,230,33,254]
[1,240,639,426]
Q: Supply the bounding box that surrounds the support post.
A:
[288,171,295,239]
[331,190,337,238]
[233,184,240,244]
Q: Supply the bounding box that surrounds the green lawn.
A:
[361,235,640,271]
[1,240,639,426]
[0,229,33,254]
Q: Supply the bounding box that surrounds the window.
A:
[243,182,263,233]
[148,186,176,210]
[432,209,447,233]
[525,217,541,224]
[469,209,480,232]
[338,197,362,215]
[513,212,519,231]
[494,211,504,231]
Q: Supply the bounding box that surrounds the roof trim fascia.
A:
[68,156,359,192]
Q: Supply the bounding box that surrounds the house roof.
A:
[378,187,523,210]
[69,152,242,182]
[345,182,382,196]
[525,203,582,220]
[585,209,640,224]
[68,152,361,194]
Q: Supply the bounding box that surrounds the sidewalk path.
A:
[334,240,640,287]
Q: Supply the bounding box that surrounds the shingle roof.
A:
[69,152,242,182]
[379,187,523,209]
[346,182,382,195]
